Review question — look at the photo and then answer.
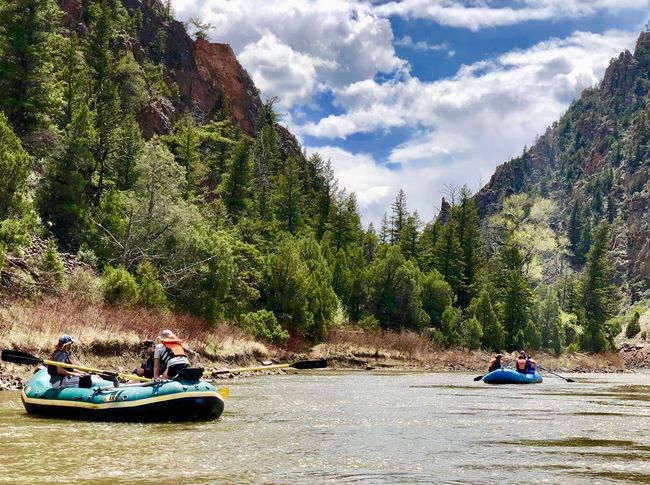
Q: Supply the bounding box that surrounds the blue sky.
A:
[171,0,649,226]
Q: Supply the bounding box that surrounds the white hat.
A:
[160,329,174,338]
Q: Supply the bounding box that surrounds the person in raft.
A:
[153,330,190,380]
[487,353,503,372]
[515,351,530,374]
[133,339,165,379]
[48,335,88,388]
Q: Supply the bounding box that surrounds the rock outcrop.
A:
[473,30,650,297]
[58,0,263,137]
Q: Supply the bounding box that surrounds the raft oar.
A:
[538,365,575,383]
[207,358,327,376]
[2,349,149,382]
[3,350,230,398]
[473,374,486,381]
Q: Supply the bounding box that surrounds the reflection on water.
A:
[0,371,649,484]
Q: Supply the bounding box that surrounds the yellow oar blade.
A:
[217,387,229,399]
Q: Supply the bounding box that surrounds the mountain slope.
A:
[475,31,650,299]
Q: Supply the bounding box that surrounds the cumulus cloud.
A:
[374,0,650,31]
[172,0,404,108]
[304,30,638,225]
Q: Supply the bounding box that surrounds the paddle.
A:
[3,349,231,398]
[207,358,327,376]
[2,349,150,383]
[538,365,575,383]
[473,374,485,381]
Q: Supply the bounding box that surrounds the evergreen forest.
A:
[1,0,641,355]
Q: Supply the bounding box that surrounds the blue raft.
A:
[21,368,225,421]
[483,368,542,384]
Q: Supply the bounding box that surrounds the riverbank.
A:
[2,343,645,391]
[1,296,648,390]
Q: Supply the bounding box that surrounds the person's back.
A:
[153,330,190,380]
[515,352,528,374]
[527,356,536,374]
[487,354,502,372]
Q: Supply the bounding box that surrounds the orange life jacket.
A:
[528,358,536,371]
[160,338,186,365]
[516,357,527,371]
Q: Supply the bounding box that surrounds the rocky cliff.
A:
[475,31,650,298]
[58,0,263,137]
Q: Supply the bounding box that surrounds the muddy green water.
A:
[1,371,649,484]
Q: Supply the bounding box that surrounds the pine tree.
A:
[577,217,592,262]
[432,218,464,297]
[502,268,533,351]
[578,223,617,351]
[379,213,390,244]
[418,220,440,272]
[274,157,303,235]
[221,137,254,221]
[454,186,483,308]
[471,291,504,351]
[113,115,143,190]
[390,189,408,244]
[399,212,421,260]
[0,113,35,250]
[325,192,362,253]
[537,287,563,355]
[367,246,429,331]
[420,271,452,327]
[0,0,63,134]
[568,200,581,252]
[86,0,122,204]
[606,195,616,223]
[166,115,203,191]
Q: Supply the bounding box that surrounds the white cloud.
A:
[303,30,638,225]
[395,35,451,52]
[172,0,404,107]
[374,0,650,31]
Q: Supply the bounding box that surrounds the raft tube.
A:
[21,368,225,421]
[483,368,542,384]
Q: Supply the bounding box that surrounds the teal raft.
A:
[21,368,225,421]
[483,368,542,384]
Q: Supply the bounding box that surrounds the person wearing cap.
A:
[487,353,503,372]
[133,339,165,379]
[515,351,529,374]
[153,330,190,380]
[48,335,86,388]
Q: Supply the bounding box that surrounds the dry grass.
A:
[323,327,433,361]
[0,297,634,379]
[0,296,269,370]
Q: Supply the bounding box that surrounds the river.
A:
[1,370,649,484]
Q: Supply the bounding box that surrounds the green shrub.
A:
[102,265,139,306]
[358,315,380,332]
[66,268,102,304]
[626,312,641,338]
[40,239,65,288]
[241,310,289,345]
[461,317,483,350]
[76,243,98,269]
[136,261,167,310]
